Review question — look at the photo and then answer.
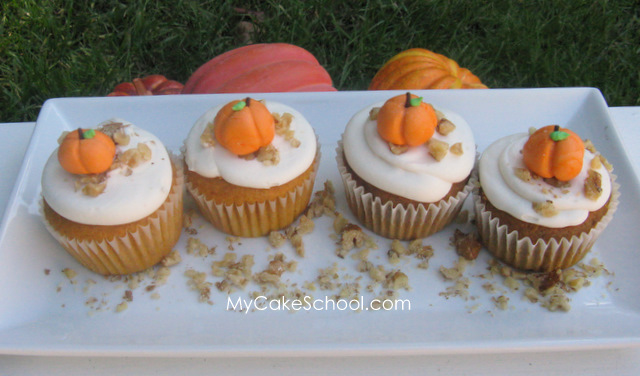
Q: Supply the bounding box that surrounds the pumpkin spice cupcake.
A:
[474,125,619,272]
[41,119,184,275]
[336,92,476,240]
[183,98,319,237]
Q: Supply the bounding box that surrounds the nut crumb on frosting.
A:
[450,142,463,156]
[369,107,380,121]
[427,138,449,161]
[388,142,409,155]
[584,169,603,200]
[273,112,300,148]
[514,167,532,182]
[532,200,558,217]
[436,118,456,136]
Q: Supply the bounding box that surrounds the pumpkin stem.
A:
[404,92,411,108]
[78,128,84,140]
[245,97,251,107]
[554,125,560,133]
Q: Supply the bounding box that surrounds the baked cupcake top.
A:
[479,126,612,228]
[184,99,317,189]
[342,93,476,202]
[42,119,173,226]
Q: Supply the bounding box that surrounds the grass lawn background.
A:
[1,0,639,122]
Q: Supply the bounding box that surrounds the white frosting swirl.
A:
[342,102,475,202]
[479,133,612,228]
[184,101,317,189]
[42,119,173,226]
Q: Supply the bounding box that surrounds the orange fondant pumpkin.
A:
[376,92,438,146]
[108,75,183,96]
[522,125,585,181]
[58,128,116,175]
[214,98,275,155]
[369,48,487,90]
[182,43,336,94]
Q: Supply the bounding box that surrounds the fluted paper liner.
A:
[336,142,474,240]
[42,154,184,276]
[186,151,320,237]
[472,169,620,272]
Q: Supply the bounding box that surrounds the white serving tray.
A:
[0,88,638,357]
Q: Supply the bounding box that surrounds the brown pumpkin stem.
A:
[553,125,560,133]
[77,128,84,140]
[404,92,411,108]
[245,97,251,106]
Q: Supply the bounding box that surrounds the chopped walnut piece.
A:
[112,130,130,146]
[427,138,449,161]
[256,144,280,166]
[450,142,463,156]
[492,295,510,310]
[532,200,558,217]
[99,121,128,137]
[388,142,409,155]
[268,231,287,248]
[273,112,300,148]
[514,167,532,182]
[184,269,213,304]
[82,182,106,197]
[118,142,152,168]
[584,169,603,200]
[437,118,456,136]
[337,223,371,258]
[590,155,602,170]
[369,107,381,120]
[383,270,410,291]
[160,250,182,267]
[598,154,613,171]
[200,122,216,147]
[451,229,482,261]
[254,253,296,286]
[528,127,537,135]
[584,139,597,154]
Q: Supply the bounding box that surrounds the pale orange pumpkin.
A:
[214,98,275,155]
[376,92,438,146]
[58,128,116,175]
[369,48,487,90]
[522,125,585,181]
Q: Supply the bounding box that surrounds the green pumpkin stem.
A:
[550,125,569,142]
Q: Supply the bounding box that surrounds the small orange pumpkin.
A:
[214,98,275,155]
[369,48,488,90]
[58,128,116,175]
[522,125,585,181]
[376,92,438,146]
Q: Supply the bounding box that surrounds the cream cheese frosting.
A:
[42,119,173,226]
[184,100,317,189]
[342,102,476,202]
[479,133,612,228]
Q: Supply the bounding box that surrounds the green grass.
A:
[1,0,639,122]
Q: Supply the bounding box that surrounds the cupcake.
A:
[183,97,319,237]
[337,92,476,240]
[474,125,619,271]
[41,119,184,275]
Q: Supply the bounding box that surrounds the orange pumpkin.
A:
[182,43,336,94]
[58,128,116,175]
[376,92,438,146]
[522,125,585,181]
[369,48,487,90]
[108,75,184,96]
[214,98,275,155]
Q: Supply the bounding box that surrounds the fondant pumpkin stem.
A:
[554,125,559,133]
[404,92,411,108]
[77,128,84,140]
[246,97,251,106]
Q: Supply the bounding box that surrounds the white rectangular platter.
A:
[0,88,639,357]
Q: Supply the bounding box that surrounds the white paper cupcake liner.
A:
[473,169,620,272]
[42,154,184,275]
[186,151,320,237]
[336,141,474,240]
